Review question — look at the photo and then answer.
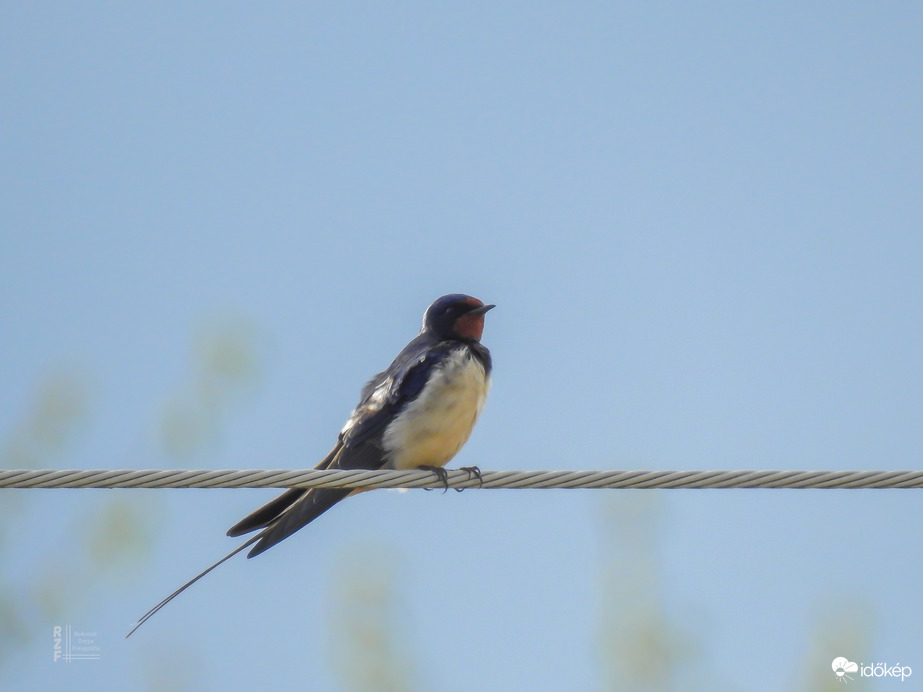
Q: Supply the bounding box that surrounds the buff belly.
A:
[382,349,490,470]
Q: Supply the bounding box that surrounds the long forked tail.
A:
[125,533,261,638]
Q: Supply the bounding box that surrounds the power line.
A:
[1,468,921,490]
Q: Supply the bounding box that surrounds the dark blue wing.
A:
[339,337,456,448]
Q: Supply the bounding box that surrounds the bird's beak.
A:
[469,304,496,316]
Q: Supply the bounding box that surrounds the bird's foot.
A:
[418,465,450,493]
[458,466,482,491]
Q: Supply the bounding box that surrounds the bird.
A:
[126,293,495,637]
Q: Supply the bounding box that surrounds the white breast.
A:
[382,348,490,470]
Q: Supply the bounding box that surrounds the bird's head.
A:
[422,294,495,342]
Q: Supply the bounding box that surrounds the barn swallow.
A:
[127,294,494,637]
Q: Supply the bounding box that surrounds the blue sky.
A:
[2,3,921,690]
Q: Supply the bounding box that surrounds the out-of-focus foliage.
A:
[1,369,91,472]
[596,494,875,692]
[160,318,261,460]
[0,324,878,690]
[794,604,872,692]
[84,499,155,571]
[0,369,92,667]
[597,493,698,692]
[0,317,261,690]
[327,543,419,692]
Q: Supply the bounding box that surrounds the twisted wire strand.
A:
[1,468,921,490]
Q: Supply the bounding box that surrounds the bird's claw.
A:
[417,465,482,492]
[418,465,450,493]
[458,465,482,491]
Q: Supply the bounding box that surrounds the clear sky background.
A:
[2,3,921,691]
